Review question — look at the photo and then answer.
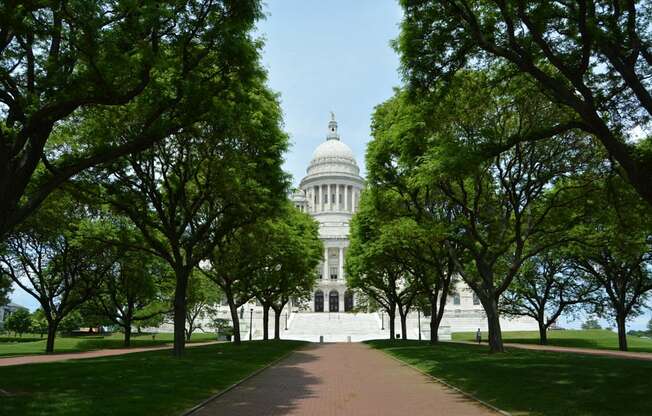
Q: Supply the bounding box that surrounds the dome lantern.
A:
[327,111,339,141]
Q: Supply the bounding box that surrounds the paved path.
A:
[454,340,652,361]
[192,343,497,416]
[0,341,219,367]
[502,342,652,360]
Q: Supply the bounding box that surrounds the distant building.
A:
[0,302,29,330]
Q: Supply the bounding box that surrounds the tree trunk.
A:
[172,268,189,357]
[124,324,132,347]
[388,309,396,340]
[537,318,548,345]
[485,298,504,353]
[274,308,281,340]
[398,309,408,340]
[45,322,57,354]
[429,294,439,344]
[262,304,270,341]
[227,297,241,345]
[616,313,628,351]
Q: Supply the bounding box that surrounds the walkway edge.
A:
[181,346,299,416]
[375,347,512,416]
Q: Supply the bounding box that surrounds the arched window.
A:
[473,293,480,305]
[329,290,339,312]
[314,290,324,312]
[453,294,461,305]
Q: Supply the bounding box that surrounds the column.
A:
[344,185,349,212]
[320,185,324,211]
[323,246,329,280]
[335,184,340,211]
[338,247,344,280]
[352,188,356,212]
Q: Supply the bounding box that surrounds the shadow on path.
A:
[192,346,320,415]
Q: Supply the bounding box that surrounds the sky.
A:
[256,0,404,184]
[7,0,650,331]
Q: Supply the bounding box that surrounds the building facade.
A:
[291,114,364,313]
[288,115,536,339]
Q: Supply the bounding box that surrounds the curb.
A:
[376,347,512,416]
[180,346,300,416]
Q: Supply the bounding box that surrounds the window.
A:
[453,294,461,305]
[473,293,480,305]
[330,267,338,280]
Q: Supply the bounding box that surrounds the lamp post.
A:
[381,312,384,330]
[249,308,253,341]
[285,313,288,330]
[418,310,422,341]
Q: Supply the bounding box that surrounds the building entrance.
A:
[329,290,339,312]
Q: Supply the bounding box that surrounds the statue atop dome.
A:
[327,112,339,141]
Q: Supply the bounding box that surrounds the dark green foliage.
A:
[582,319,603,330]
[0,0,266,237]
[4,308,31,336]
[250,203,322,340]
[0,191,117,352]
[396,0,652,206]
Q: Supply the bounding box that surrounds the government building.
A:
[156,115,537,341]
[290,113,363,313]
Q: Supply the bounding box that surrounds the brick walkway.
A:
[502,342,652,360]
[191,343,497,416]
[453,340,652,361]
[0,341,219,367]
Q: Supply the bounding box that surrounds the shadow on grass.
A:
[0,340,306,416]
[366,339,652,416]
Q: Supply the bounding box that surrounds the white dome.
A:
[311,140,356,163]
[305,115,361,176]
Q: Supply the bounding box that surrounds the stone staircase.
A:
[284,312,386,342]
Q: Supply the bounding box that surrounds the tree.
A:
[185,273,220,341]
[0,192,114,352]
[5,308,31,337]
[569,175,652,351]
[582,318,602,330]
[648,318,652,334]
[30,309,48,338]
[0,275,10,307]
[251,204,322,340]
[367,82,595,352]
[500,253,597,344]
[201,225,263,345]
[88,80,288,355]
[0,0,266,238]
[93,244,172,346]
[59,310,84,334]
[397,0,652,206]
[347,193,419,341]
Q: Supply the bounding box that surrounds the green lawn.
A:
[452,329,652,352]
[367,340,652,416]
[0,332,217,357]
[0,340,305,416]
